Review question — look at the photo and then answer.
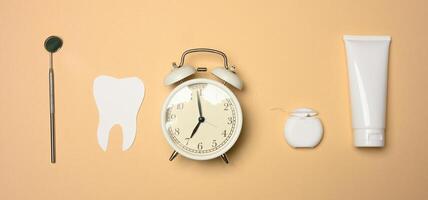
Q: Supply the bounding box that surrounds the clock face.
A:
[161,79,242,160]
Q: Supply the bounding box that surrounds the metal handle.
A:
[49,55,56,164]
[178,48,229,69]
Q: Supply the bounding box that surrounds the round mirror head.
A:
[44,36,63,53]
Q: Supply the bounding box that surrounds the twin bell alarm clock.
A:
[161,48,243,164]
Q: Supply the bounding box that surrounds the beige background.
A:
[1,0,428,199]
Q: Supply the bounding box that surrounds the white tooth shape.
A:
[93,75,145,151]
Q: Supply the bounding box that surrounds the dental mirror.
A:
[45,36,63,53]
[44,36,63,164]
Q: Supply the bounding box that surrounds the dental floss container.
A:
[284,108,323,148]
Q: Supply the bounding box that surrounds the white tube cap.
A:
[354,129,384,147]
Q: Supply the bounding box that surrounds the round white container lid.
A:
[284,108,323,148]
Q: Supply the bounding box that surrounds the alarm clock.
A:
[161,48,243,164]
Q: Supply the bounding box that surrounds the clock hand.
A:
[189,114,205,139]
[190,90,205,139]
[189,121,202,139]
[205,121,217,128]
[197,90,203,118]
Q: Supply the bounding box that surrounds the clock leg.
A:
[169,150,179,161]
[220,154,229,164]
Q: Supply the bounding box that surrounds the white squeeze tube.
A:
[343,35,391,147]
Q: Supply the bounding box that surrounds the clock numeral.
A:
[212,140,218,147]
[167,113,176,122]
[197,142,203,150]
[222,130,227,137]
[185,138,190,145]
[176,103,184,110]
[169,127,180,135]
[227,117,233,125]
[224,102,230,111]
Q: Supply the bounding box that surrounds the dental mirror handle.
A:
[44,35,62,164]
[49,53,56,163]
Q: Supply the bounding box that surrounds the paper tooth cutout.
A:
[93,75,145,151]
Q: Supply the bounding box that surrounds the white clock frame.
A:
[161,78,243,160]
